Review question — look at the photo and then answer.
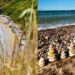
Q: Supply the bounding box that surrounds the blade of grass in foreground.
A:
[0,0,37,75]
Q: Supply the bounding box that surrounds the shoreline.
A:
[38,23,75,31]
[38,24,75,49]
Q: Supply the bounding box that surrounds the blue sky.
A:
[38,0,75,10]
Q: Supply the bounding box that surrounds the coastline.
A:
[38,23,75,31]
[38,24,75,49]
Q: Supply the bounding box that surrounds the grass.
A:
[0,0,37,26]
[0,0,37,75]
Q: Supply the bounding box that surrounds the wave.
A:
[38,23,75,31]
[38,11,75,30]
[38,16,75,24]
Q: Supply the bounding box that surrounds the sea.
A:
[38,10,75,30]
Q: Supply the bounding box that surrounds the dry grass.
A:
[0,0,37,75]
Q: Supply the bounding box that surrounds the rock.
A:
[0,15,25,51]
[47,44,57,62]
[68,42,75,56]
[60,50,67,59]
[38,57,45,67]
[38,56,75,75]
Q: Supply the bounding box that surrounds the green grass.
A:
[0,0,37,26]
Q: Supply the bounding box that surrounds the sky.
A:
[38,0,75,10]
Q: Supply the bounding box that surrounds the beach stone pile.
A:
[38,55,75,75]
[38,25,75,67]
[0,15,26,51]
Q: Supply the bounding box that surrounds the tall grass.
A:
[0,0,37,75]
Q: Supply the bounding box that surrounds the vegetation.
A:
[0,0,37,25]
[0,0,37,75]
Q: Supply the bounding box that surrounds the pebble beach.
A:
[38,25,75,66]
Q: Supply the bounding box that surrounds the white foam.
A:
[38,23,75,31]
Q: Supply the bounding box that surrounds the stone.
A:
[47,44,57,62]
[38,57,44,67]
[68,42,75,57]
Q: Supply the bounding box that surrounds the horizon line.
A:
[38,10,75,11]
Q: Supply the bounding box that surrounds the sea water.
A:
[38,10,75,30]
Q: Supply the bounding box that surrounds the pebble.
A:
[38,26,75,66]
[68,42,75,56]
[47,44,57,62]
[60,50,67,59]
[38,57,44,67]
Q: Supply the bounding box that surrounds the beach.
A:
[38,25,75,49]
[38,11,75,62]
[38,25,75,75]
